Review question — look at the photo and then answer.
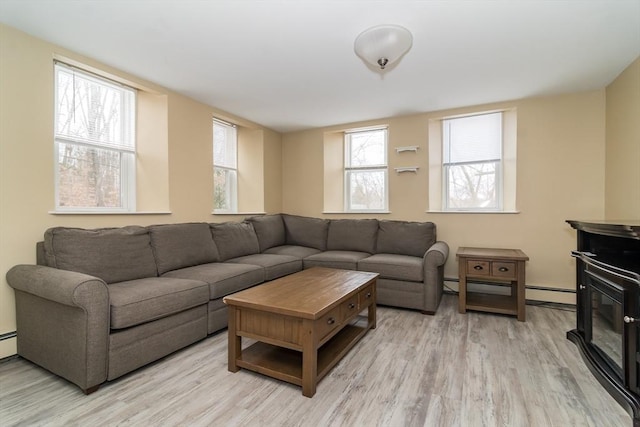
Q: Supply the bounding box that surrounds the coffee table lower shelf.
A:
[236,320,369,388]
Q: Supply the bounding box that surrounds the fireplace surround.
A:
[567,220,640,427]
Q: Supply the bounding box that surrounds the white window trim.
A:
[344,127,389,213]
[53,62,136,213]
[429,109,517,213]
[213,118,238,213]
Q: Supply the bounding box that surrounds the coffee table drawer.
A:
[359,284,375,307]
[340,295,359,321]
[317,306,341,339]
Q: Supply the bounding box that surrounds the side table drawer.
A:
[492,261,516,279]
[466,260,490,276]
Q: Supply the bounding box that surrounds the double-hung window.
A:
[344,127,388,212]
[442,112,502,210]
[213,119,238,212]
[54,62,136,212]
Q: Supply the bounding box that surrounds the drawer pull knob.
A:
[474,265,483,270]
[366,292,372,298]
[349,303,356,309]
[499,267,509,272]
[327,317,336,325]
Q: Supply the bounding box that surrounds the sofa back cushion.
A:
[149,223,220,275]
[282,214,329,251]
[246,214,286,252]
[210,222,260,261]
[327,219,378,253]
[44,226,158,284]
[376,220,436,258]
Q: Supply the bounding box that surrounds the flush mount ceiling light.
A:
[354,24,413,71]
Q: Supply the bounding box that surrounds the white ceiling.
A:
[1,0,639,133]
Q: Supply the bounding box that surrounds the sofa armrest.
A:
[7,265,109,307]
[421,241,449,314]
[6,265,110,393]
[424,241,449,268]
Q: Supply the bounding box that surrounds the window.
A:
[213,119,238,212]
[54,62,136,212]
[344,128,388,212]
[442,112,503,210]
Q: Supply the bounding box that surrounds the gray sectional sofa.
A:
[6,214,448,394]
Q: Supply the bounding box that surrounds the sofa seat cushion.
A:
[109,277,209,329]
[263,245,321,259]
[303,251,370,270]
[227,254,302,281]
[162,262,264,300]
[149,223,220,274]
[358,254,423,282]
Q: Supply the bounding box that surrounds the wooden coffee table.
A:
[223,267,378,397]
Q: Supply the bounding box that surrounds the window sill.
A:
[426,210,520,214]
[212,211,266,216]
[49,210,172,215]
[323,211,392,214]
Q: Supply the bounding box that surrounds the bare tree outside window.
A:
[54,63,136,211]
[345,128,388,211]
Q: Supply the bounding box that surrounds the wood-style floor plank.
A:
[0,295,631,426]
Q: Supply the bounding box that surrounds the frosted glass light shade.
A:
[354,25,413,70]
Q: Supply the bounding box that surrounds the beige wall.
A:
[282,91,607,304]
[0,24,282,358]
[605,57,640,220]
[1,21,634,360]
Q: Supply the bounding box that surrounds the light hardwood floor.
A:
[0,294,631,427]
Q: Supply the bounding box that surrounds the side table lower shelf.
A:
[465,293,518,317]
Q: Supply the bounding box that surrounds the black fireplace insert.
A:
[567,220,640,427]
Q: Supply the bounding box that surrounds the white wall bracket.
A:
[395,146,419,153]
[394,167,419,173]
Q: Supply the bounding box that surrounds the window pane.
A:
[214,167,237,211]
[347,170,386,210]
[446,162,498,209]
[347,130,386,167]
[55,66,134,148]
[57,142,123,208]
[444,113,501,163]
[213,123,237,168]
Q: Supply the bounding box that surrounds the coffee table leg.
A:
[369,302,377,329]
[301,319,317,397]
[228,305,241,372]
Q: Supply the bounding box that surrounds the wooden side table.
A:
[456,247,529,321]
